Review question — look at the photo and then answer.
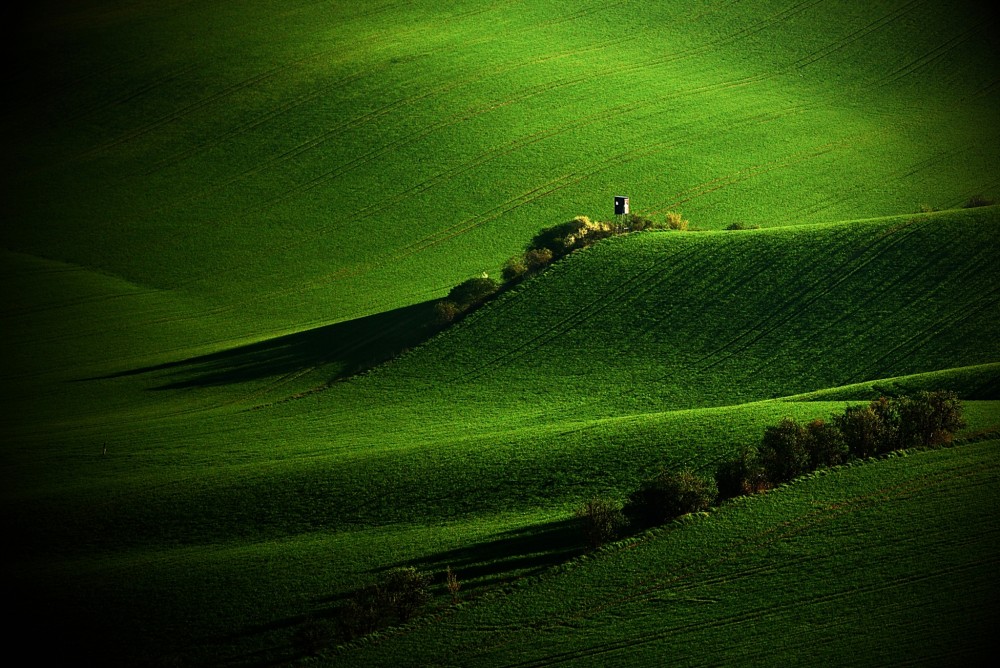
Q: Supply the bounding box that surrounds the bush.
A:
[625,468,716,527]
[445,566,461,605]
[896,390,965,448]
[433,300,461,325]
[759,418,813,484]
[530,217,614,256]
[575,496,625,548]
[623,213,666,232]
[725,221,760,230]
[502,255,528,282]
[523,247,554,273]
[338,567,432,638]
[715,447,768,501]
[447,277,499,310]
[665,211,689,231]
[293,618,336,656]
[835,397,902,458]
[805,418,849,469]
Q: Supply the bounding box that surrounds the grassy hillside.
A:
[6,0,999,337]
[4,0,1000,665]
[331,439,1000,667]
[8,208,1000,665]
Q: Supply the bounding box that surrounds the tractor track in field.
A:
[151,0,849,232]
[788,0,928,73]
[687,217,930,374]
[859,284,1000,381]
[444,462,996,665]
[456,240,707,383]
[869,22,986,90]
[741,227,982,383]
[59,3,433,165]
[647,137,853,213]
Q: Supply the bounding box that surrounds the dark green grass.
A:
[5,208,998,665]
[5,0,999,336]
[326,439,1000,667]
[4,1,1000,664]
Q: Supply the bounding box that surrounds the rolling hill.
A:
[4,0,1000,665]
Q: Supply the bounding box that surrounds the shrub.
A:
[725,221,760,230]
[835,397,902,458]
[759,417,813,484]
[805,418,848,469]
[715,447,768,501]
[531,217,613,256]
[338,567,432,638]
[665,211,689,231]
[623,213,666,232]
[501,255,528,282]
[293,618,336,656]
[447,277,499,310]
[963,194,995,208]
[523,247,554,273]
[575,496,625,548]
[380,567,433,621]
[625,468,716,527]
[433,300,461,325]
[896,390,965,448]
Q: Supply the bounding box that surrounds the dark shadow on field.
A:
[195,518,585,667]
[391,516,585,588]
[79,299,440,389]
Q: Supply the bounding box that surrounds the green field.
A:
[4,1,1000,665]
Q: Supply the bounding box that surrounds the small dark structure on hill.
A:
[614,195,629,232]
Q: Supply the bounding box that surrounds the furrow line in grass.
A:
[73,63,314,160]
[455,239,709,383]
[868,22,986,90]
[371,128,712,269]
[787,0,928,73]
[160,36,612,204]
[894,144,973,182]
[451,247,691,381]
[378,132,692,260]
[445,0,527,22]
[58,63,200,128]
[960,77,1000,103]
[857,285,1000,382]
[648,138,851,213]
[580,464,986,619]
[692,218,930,372]
[228,1,836,224]
[0,286,166,320]
[469,463,990,664]
[502,553,1000,668]
[530,0,629,29]
[334,449,997,662]
[741,217,979,382]
[66,27,408,165]
[363,102,810,267]
[605,244,740,362]
[59,1,467,165]
[847,240,1000,380]
[137,64,393,178]
[5,52,138,127]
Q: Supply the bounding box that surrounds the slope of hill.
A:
[7,208,1000,665]
[329,439,1000,666]
[4,0,1000,665]
[5,0,999,336]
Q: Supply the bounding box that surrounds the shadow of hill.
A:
[85,299,440,389]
